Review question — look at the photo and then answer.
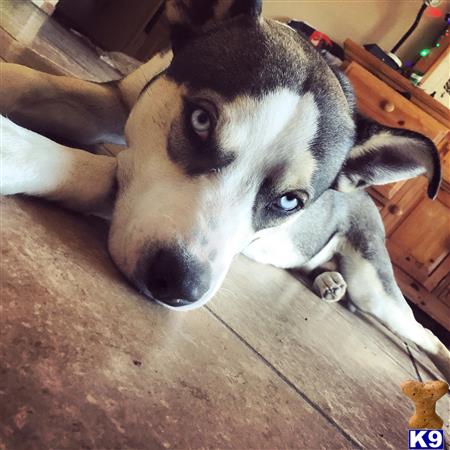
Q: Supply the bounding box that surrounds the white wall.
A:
[263,0,449,63]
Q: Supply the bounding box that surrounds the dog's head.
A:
[109,0,440,310]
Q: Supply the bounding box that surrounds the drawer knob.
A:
[389,204,403,216]
[382,101,395,113]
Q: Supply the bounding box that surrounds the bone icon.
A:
[401,380,449,429]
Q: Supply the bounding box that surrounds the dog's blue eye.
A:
[191,109,211,138]
[275,194,303,212]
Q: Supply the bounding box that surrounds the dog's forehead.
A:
[167,17,335,99]
[221,88,312,146]
[219,88,319,188]
[164,17,355,197]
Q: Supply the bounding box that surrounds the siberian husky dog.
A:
[1,0,449,380]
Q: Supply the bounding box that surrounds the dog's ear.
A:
[333,115,441,199]
[166,0,262,48]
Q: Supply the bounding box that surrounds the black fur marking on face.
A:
[168,17,356,198]
[167,100,236,176]
[251,162,308,231]
[304,69,356,199]
[167,18,316,100]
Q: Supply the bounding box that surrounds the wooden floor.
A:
[0,2,449,449]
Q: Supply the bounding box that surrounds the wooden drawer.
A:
[387,189,450,289]
[394,266,450,330]
[433,272,450,305]
[441,139,450,186]
[379,177,427,236]
[373,181,406,201]
[345,62,449,199]
[345,62,448,144]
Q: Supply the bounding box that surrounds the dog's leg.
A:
[338,236,450,381]
[0,63,128,146]
[1,116,116,214]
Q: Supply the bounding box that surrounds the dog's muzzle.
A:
[137,245,211,308]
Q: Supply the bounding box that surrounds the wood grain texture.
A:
[209,257,450,449]
[388,191,450,287]
[0,0,120,81]
[393,267,450,332]
[0,197,356,450]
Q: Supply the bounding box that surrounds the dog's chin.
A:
[138,286,212,311]
[155,299,206,311]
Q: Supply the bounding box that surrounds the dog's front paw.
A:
[313,271,347,303]
[1,116,38,195]
[0,115,65,196]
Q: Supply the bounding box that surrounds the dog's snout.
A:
[145,247,210,305]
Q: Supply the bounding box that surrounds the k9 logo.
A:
[408,430,445,450]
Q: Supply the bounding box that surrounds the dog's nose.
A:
[145,247,210,305]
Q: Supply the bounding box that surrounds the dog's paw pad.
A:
[313,271,347,303]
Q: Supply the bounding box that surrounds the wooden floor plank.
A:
[209,257,450,449]
[0,0,121,81]
[0,197,355,450]
[0,27,64,74]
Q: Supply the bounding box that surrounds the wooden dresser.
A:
[343,40,450,331]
